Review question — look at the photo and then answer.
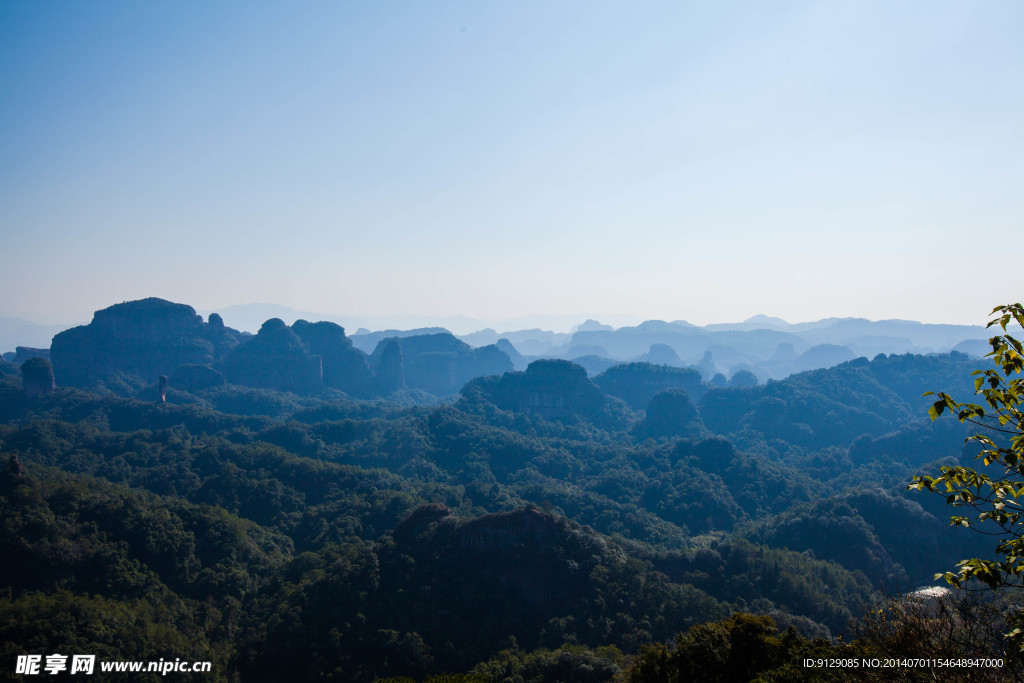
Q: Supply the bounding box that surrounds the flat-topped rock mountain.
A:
[292,320,374,397]
[26,298,997,410]
[12,301,994,393]
[350,327,451,354]
[368,332,513,396]
[594,362,706,409]
[45,298,512,400]
[217,318,380,397]
[218,318,323,395]
[50,298,239,387]
[13,347,49,364]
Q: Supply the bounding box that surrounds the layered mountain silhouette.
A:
[47,298,513,400]
[7,299,993,412]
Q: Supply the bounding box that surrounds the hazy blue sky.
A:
[2,1,1021,327]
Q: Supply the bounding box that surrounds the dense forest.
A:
[1,299,1020,681]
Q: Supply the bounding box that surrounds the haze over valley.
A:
[1,300,995,390]
[2,1,1023,680]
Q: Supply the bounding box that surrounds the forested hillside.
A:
[0,302,1017,681]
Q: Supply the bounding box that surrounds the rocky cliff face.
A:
[292,320,374,397]
[205,312,242,361]
[21,357,56,397]
[14,347,50,364]
[405,350,460,396]
[468,359,623,426]
[217,318,322,395]
[595,362,706,409]
[50,298,222,386]
[370,333,513,396]
[374,339,405,394]
[46,298,384,397]
[463,344,514,384]
[495,338,527,371]
[456,508,562,551]
[44,297,511,399]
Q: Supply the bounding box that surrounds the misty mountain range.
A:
[0,317,76,353]
[2,302,992,384]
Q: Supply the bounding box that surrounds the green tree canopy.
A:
[909,303,1024,648]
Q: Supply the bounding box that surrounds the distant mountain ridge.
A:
[44,298,514,401]
[462,316,989,382]
[0,316,77,354]
[3,299,992,385]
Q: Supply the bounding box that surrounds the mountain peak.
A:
[742,314,789,326]
[575,319,613,332]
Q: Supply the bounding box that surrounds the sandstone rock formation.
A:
[466,359,621,426]
[594,362,706,410]
[292,320,374,397]
[370,333,513,396]
[21,357,56,397]
[374,339,405,394]
[14,347,49,364]
[495,338,527,371]
[349,326,450,354]
[456,508,561,551]
[217,318,323,395]
[50,298,240,387]
[205,312,242,360]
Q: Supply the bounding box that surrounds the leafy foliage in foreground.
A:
[911,303,1024,648]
